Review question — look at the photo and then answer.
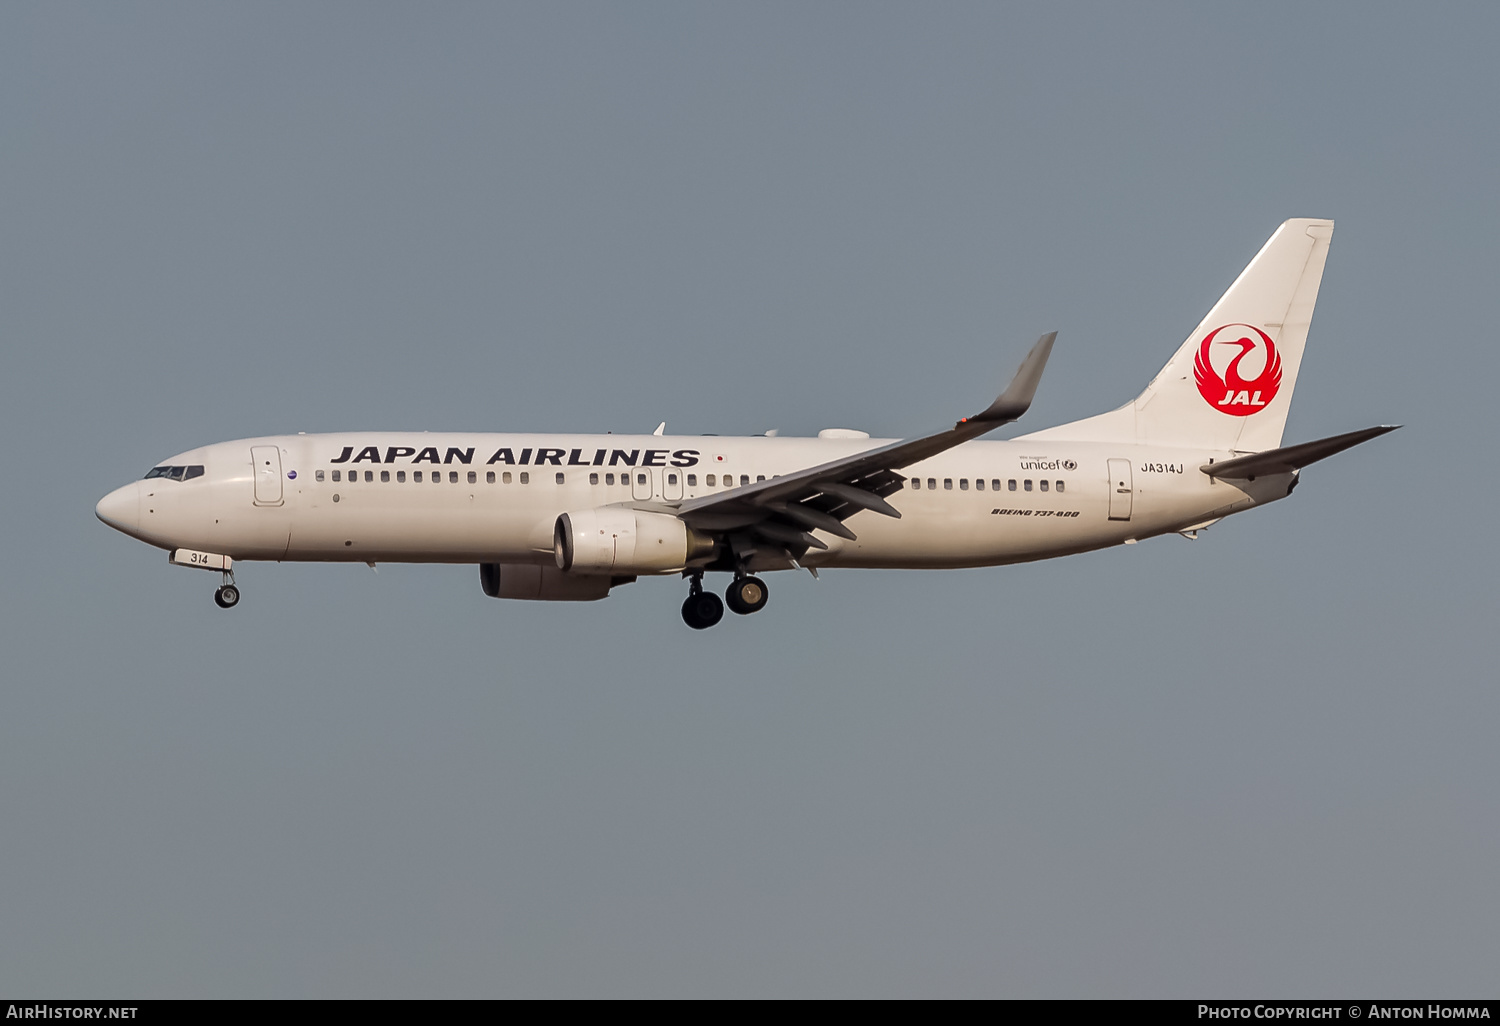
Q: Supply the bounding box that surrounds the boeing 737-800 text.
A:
[96,219,1395,628]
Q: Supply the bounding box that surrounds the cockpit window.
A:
[144,465,204,481]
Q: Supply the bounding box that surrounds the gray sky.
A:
[2,2,1495,997]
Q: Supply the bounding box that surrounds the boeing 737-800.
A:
[96,219,1395,628]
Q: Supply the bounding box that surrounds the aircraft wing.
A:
[1201,424,1400,480]
[674,333,1056,552]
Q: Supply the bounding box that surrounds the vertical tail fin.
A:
[1021,218,1334,453]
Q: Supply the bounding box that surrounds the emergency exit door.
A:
[1107,458,1133,521]
[661,468,684,501]
[631,468,653,500]
[251,446,283,506]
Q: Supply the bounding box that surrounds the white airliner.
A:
[97,218,1395,628]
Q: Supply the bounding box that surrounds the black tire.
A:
[725,575,769,615]
[216,585,240,609]
[681,591,724,629]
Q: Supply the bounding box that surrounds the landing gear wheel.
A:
[725,575,769,615]
[214,584,240,609]
[681,591,724,630]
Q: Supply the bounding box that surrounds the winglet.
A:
[968,332,1056,425]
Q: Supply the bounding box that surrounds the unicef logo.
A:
[1062,460,1077,471]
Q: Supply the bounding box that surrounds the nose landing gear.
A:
[680,574,724,630]
[213,570,240,609]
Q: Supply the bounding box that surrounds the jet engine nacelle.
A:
[554,508,715,574]
[479,562,627,601]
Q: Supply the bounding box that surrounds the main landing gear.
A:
[725,575,769,616]
[681,573,770,629]
[681,575,723,630]
[213,570,240,609]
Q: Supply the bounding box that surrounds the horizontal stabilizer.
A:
[1202,425,1400,479]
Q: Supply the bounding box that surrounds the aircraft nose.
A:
[95,482,141,535]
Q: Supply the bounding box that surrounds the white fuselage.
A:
[96,431,1291,572]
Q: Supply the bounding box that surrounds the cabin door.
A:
[251,446,284,506]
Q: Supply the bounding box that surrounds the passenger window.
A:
[589,472,599,485]
[413,471,421,482]
[397,470,406,483]
[1056,480,1064,493]
[555,473,565,484]
[332,470,341,482]
[487,471,496,484]
[740,475,749,486]
[315,470,325,482]
[432,473,441,484]
[381,470,390,482]
[1024,479,1032,491]
[520,472,529,484]
[944,479,953,490]
[605,473,615,485]
[365,471,374,482]
[449,471,458,484]
[1039,480,1048,492]
[911,478,920,490]
[757,475,765,482]
[706,474,715,486]
[975,478,984,491]
[668,473,679,485]
[993,479,1002,491]
[927,478,936,490]
[467,471,477,484]
[638,473,648,486]
[687,474,697,486]
[1008,479,1017,491]
[503,472,512,484]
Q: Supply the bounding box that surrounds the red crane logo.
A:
[1193,324,1282,415]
